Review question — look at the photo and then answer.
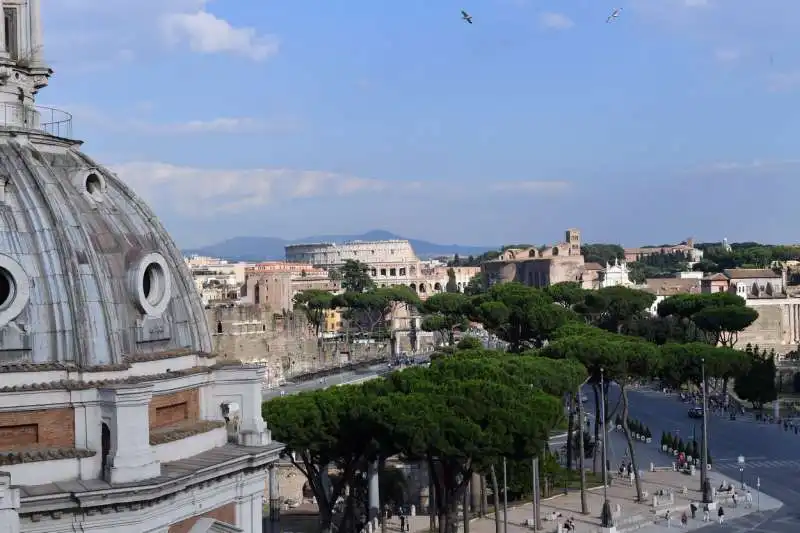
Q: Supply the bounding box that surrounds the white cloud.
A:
[45,0,278,67]
[693,159,800,174]
[161,10,278,61]
[489,181,571,193]
[45,103,299,135]
[539,12,574,30]
[111,162,395,215]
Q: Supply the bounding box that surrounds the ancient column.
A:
[29,0,43,63]
[269,464,280,523]
[0,0,7,58]
[368,459,380,521]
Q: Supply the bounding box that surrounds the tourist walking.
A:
[717,506,725,524]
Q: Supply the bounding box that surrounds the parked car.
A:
[688,407,704,419]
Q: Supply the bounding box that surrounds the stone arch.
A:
[302,481,314,499]
[434,282,443,292]
[419,283,427,293]
[410,283,417,292]
[552,247,559,256]
[752,282,759,296]
[528,249,537,258]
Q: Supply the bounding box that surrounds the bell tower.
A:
[0,0,51,127]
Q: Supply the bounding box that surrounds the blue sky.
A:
[41,0,800,248]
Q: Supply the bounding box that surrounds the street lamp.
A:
[599,368,613,527]
[700,358,712,503]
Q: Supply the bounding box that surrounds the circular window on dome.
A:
[130,253,172,316]
[0,254,30,327]
[84,172,106,202]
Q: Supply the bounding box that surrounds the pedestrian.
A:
[690,502,697,519]
[665,509,672,527]
[745,490,753,508]
[702,503,710,522]
[400,515,405,532]
[717,506,724,524]
[629,470,634,487]
[681,512,688,527]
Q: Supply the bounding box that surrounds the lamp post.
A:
[700,358,712,503]
[599,368,612,527]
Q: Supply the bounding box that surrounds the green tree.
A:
[340,259,375,293]
[576,286,656,333]
[658,343,751,390]
[473,282,577,351]
[293,289,334,338]
[545,282,586,308]
[581,244,625,265]
[445,267,459,293]
[377,355,579,533]
[421,292,472,346]
[464,273,486,296]
[734,344,778,411]
[456,336,483,350]
[542,330,660,503]
[262,386,388,533]
[334,286,420,342]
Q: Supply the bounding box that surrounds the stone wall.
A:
[733,298,800,356]
[206,305,390,381]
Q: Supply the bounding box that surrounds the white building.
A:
[597,259,634,288]
[0,4,282,532]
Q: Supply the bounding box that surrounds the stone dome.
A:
[0,133,212,366]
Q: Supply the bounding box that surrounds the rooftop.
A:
[723,268,780,279]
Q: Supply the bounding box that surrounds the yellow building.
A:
[325,309,343,333]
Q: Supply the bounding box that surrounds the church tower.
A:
[0,0,51,128]
[566,228,581,256]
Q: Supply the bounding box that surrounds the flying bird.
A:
[461,10,473,24]
[606,8,622,23]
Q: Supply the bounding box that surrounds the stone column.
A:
[0,0,6,58]
[29,0,42,63]
[368,460,380,521]
[269,464,280,523]
[0,472,20,533]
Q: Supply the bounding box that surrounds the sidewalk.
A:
[393,469,781,533]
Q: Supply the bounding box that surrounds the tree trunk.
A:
[480,475,488,517]
[463,484,470,533]
[429,476,436,532]
[489,465,501,533]
[566,393,575,475]
[621,385,644,502]
[576,386,588,514]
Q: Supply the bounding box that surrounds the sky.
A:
[40,0,800,248]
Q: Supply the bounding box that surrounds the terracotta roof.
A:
[641,278,701,296]
[702,273,729,282]
[584,262,603,270]
[723,268,780,279]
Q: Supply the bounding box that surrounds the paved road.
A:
[261,363,393,400]
[583,384,800,533]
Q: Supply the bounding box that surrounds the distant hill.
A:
[184,230,496,262]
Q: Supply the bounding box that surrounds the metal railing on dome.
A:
[0,102,73,138]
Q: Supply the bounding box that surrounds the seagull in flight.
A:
[461,10,473,24]
[606,8,622,23]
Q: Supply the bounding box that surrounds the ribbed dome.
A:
[0,133,211,366]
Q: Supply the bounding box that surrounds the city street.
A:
[261,363,392,400]
[585,384,800,533]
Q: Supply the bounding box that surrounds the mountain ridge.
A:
[184,230,496,262]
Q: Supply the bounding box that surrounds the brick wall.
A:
[0,408,75,450]
[168,502,236,533]
[149,389,200,430]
